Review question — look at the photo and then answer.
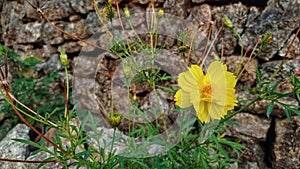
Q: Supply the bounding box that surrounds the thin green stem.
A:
[0,91,58,127]
[152,82,169,141]
[126,79,132,136]
[107,128,117,164]
[222,96,261,122]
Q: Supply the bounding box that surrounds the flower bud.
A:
[222,16,234,30]
[122,61,132,79]
[109,112,122,128]
[124,7,130,19]
[158,9,164,18]
[261,32,272,46]
[59,50,69,67]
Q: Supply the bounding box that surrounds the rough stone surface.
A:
[275,116,300,169]
[279,34,300,59]
[242,0,300,60]
[261,60,300,94]
[222,55,258,88]
[139,0,165,5]
[0,124,30,169]
[163,0,191,19]
[186,4,212,34]
[226,113,271,140]
[211,2,250,55]
[1,0,300,168]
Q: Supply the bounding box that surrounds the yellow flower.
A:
[174,61,237,123]
[158,9,164,17]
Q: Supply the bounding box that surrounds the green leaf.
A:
[284,106,292,122]
[24,56,41,66]
[290,107,300,116]
[269,81,281,91]
[266,101,274,118]
[12,138,41,149]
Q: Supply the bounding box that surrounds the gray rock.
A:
[211,2,250,55]
[63,19,91,40]
[186,4,212,34]
[279,34,300,59]
[1,1,24,46]
[221,55,258,88]
[42,0,74,21]
[275,116,300,169]
[139,0,165,5]
[0,124,30,169]
[261,59,300,94]
[59,41,83,53]
[42,22,64,45]
[192,0,223,3]
[69,0,93,14]
[85,12,102,34]
[226,113,271,140]
[242,0,300,60]
[163,0,191,19]
[16,22,43,43]
[41,53,62,74]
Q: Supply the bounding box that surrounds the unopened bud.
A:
[122,61,132,78]
[222,16,234,30]
[124,7,130,19]
[109,112,122,128]
[261,32,272,46]
[133,93,137,101]
[59,50,69,67]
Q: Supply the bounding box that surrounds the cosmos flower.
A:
[174,61,237,123]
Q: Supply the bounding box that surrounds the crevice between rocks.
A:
[262,116,276,168]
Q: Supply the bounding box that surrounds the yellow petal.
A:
[174,89,192,108]
[207,61,226,105]
[209,103,225,120]
[195,101,210,123]
[177,71,197,93]
[189,64,204,83]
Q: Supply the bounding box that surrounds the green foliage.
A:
[3,5,300,169]
[253,69,300,121]
[0,45,65,123]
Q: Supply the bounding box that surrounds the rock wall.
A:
[1,0,300,169]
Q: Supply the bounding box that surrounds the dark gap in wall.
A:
[261,116,276,168]
[268,53,284,61]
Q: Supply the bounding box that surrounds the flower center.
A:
[201,84,212,99]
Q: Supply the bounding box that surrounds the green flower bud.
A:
[261,32,272,46]
[59,50,69,67]
[222,16,234,30]
[122,61,132,79]
[124,7,130,19]
[109,112,122,128]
